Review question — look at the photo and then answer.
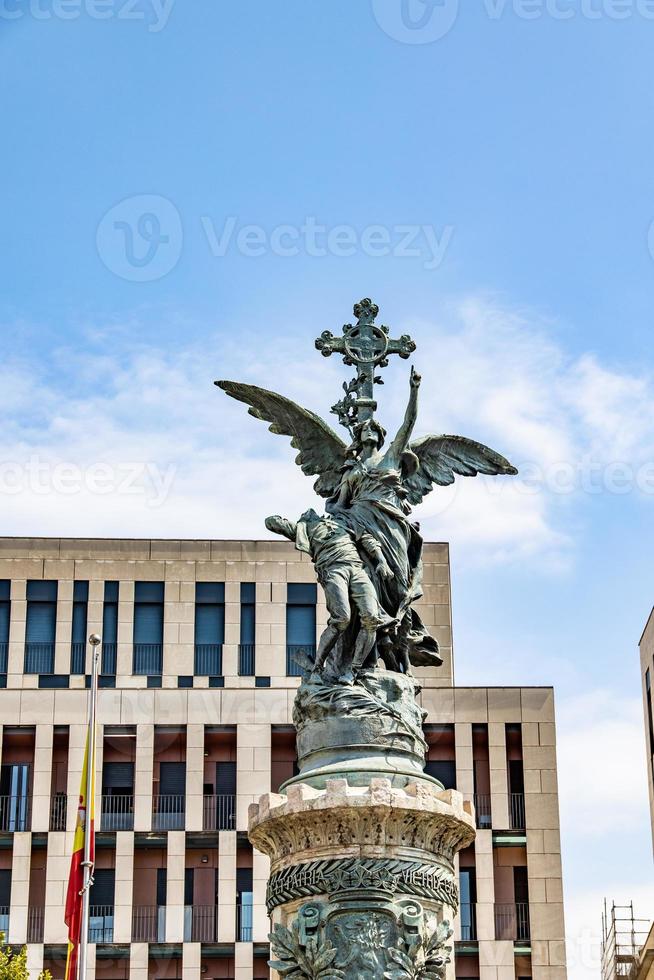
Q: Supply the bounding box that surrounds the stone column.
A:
[251,778,474,980]
[249,670,475,980]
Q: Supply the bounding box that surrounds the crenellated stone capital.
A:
[249,776,475,871]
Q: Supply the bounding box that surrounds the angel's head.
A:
[348,418,387,457]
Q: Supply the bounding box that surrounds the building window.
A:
[24,581,57,674]
[286,583,316,676]
[194,583,224,675]
[210,761,237,831]
[424,725,456,789]
[0,763,30,831]
[0,870,10,937]
[506,724,526,831]
[236,868,253,942]
[153,760,186,830]
[133,582,164,675]
[101,761,135,831]
[0,581,9,679]
[472,723,492,829]
[459,868,477,940]
[70,581,89,675]
[89,868,115,942]
[102,581,119,676]
[239,582,256,676]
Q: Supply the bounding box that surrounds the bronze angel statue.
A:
[216,347,517,684]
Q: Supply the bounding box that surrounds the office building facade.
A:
[0,537,566,980]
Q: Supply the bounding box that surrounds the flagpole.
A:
[79,633,101,980]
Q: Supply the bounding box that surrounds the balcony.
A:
[50,793,67,831]
[194,643,223,676]
[0,794,30,832]
[473,793,492,829]
[203,794,237,831]
[0,641,7,674]
[0,908,8,939]
[495,902,530,941]
[132,905,166,942]
[24,642,55,675]
[133,643,162,676]
[238,643,255,676]
[510,792,526,830]
[102,642,117,675]
[89,905,114,943]
[459,903,477,941]
[27,907,44,943]
[100,794,134,831]
[286,644,316,677]
[152,794,185,831]
[184,905,219,942]
[70,641,86,675]
[236,900,252,942]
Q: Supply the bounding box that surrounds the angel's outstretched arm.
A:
[385,366,421,466]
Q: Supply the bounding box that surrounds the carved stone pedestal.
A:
[249,777,475,980]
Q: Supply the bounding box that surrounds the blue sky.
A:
[2,1,654,973]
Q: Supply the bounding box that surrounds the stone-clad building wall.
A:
[0,538,566,980]
[638,609,654,855]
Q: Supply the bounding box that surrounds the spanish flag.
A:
[64,730,95,980]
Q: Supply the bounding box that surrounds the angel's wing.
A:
[404,434,518,505]
[216,380,348,498]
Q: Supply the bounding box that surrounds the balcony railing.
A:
[459,903,477,941]
[286,644,316,677]
[50,793,67,831]
[24,641,55,674]
[70,641,86,675]
[473,794,492,829]
[102,641,117,675]
[236,900,253,942]
[152,794,185,830]
[238,643,255,676]
[203,794,237,831]
[495,902,530,941]
[184,905,219,942]
[510,792,526,830]
[133,643,162,675]
[101,793,134,831]
[0,641,7,674]
[194,643,223,676]
[27,907,44,943]
[89,905,114,943]
[0,794,30,832]
[132,905,166,942]
[0,908,8,939]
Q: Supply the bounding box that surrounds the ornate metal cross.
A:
[315,298,416,430]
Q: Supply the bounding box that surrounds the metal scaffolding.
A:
[602,902,651,980]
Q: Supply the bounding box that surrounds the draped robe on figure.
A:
[328,458,442,671]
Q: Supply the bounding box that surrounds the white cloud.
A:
[558,690,650,837]
[1,298,654,569]
[556,688,654,980]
